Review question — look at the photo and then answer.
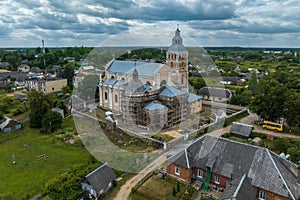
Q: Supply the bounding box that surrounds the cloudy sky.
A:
[1,0,300,48]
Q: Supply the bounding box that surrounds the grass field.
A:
[0,117,96,199]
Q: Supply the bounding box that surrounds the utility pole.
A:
[42,40,46,69]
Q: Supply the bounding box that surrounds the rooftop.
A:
[168,135,300,199]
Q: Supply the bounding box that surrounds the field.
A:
[0,117,96,199]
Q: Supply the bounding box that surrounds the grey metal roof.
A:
[188,93,202,103]
[169,135,299,199]
[114,79,128,86]
[107,60,164,77]
[144,101,167,111]
[230,122,253,137]
[85,163,117,195]
[160,86,185,97]
[104,78,118,85]
[221,175,257,200]
[199,86,232,98]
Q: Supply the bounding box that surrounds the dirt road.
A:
[114,152,167,200]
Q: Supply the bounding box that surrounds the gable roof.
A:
[168,135,299,199]
[221,174,257,200]
[230,122,253,137]
[199,87,232,99]
[160,86,185,97]
[107,60,164,77]
[85,163,117,194]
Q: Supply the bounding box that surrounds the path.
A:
[114,152,168,200]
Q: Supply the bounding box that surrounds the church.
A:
[98,28,202,130]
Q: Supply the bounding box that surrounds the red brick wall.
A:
[167,163,192,184]
[192,168,229,188]
[256,188,291,200]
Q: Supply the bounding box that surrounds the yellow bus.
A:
[262,120,283,132]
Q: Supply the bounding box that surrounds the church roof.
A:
[107,60,164,77]
[144,101,167,111]
[188,93,202,103]
[160,86,185,97]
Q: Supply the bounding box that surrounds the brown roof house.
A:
[167,135,300,200]
[81,163,117,198]
[0,117,22,133]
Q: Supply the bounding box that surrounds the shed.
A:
[81,163,117,198]
[230,122,253,138]
[0,117,22,133]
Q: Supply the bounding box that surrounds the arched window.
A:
[171,62,173,68]
[115,94,118,103]
[121,77,125,81]
[160,80,167,86]
[104,92,108,100]
[111,76,115,79]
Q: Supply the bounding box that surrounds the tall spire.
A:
[132,61,138,80]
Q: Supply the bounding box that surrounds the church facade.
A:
[98,28,202,130]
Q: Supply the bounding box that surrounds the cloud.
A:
[0,0,300,47]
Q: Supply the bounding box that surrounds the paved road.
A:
[241,113,300,140]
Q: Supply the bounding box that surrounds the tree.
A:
[59,62,75,89]
[287,146,300,164]
[250,77,289,121]
[76,74,99,100]
[285,92,300,132]
[229,88,252,106]
[41,111,63,133]
[27,89,54,128]
[188,76,206,90]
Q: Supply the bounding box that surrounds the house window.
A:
[115,94,118,103]
[258,191,266,200]
[198,169,203,178]
[52,87,55,91]
[214,175,220,184]
[104,92,108,101]
[175,167,180,175]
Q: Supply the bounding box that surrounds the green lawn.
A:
[0,118,95,199]
[130,176,186,200]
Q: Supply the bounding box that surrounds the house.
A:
[167,135,300,200]
[81,163,117,198]
[17,64,31,73]
[220,174,257,200]
[0,117,22,133]
[230,122,253,138]
[199,86,232,102]
[219,76,239,85]
[51,65,62,74]
[29,67,42,74]
[25,78,67,94]
[64,57,75,62]
[0,62,10,69]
